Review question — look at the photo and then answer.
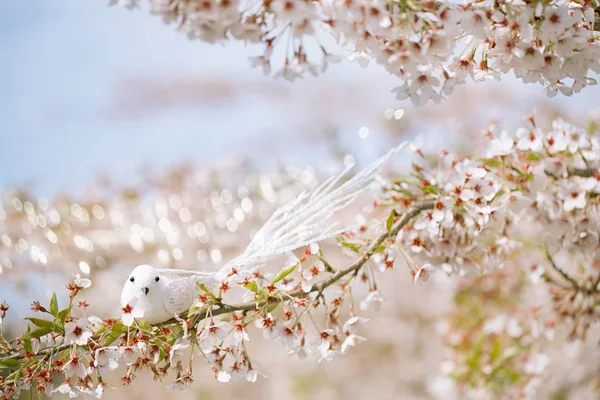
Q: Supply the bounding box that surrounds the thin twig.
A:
[545,248,581,290]
[317,256,336,273]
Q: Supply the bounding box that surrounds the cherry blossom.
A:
[341,316,368,354]
[216,370,232,383]
[516,127,544,152]
[53,381,79,398]
[121,300,144,327]
[314,329,337,363]
[487,131,514,157]
[94,347,120,372]
[545,127,569,154]
[168,342,189,365]
[560,184,587,212]
[411,263,436,285]
[198,321,231,350]
[301,260,325,292]
[524,353,551,375]
[72,273,91,289]
[64,319,93,346]
[359,290,384,312]
[63,354,87,378]
[109,1,600,105]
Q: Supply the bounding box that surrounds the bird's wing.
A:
[163,274,215,315]
[219,143,407,274]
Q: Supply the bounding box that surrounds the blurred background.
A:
[1,1,599,399]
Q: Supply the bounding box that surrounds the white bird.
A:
[120,143,407,324]
[120,264,216,324]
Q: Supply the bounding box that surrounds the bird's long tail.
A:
[217,142,407,273]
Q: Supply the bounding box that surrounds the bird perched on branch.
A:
[120,143,407,324]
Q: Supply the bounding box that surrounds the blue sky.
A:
[0,1,272,193]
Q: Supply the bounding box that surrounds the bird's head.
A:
[120,264,169,307]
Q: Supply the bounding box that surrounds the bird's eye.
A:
[155,276,160,282]
[129,277,135,282]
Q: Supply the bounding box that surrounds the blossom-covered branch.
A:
[0,201,431,398]
[188,200,433,320]
[2,115,600,398]
[112,0,600,104]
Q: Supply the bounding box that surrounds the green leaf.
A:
[501,367,521,383]
[271,262,299,285]
[24,327,54,339]
[102,325,126,347]
[197,283,216,299]
[23,338,32,353]
[526,152,542,161]
[340,242,360,253]
[49,293,59,317]
[0,358,20,369]
[373,245,387,254]
[490,338,501,362]
[156,349,167,364]
[243,281,259,293]
[168,325,184,342]
[392,187,414,197]
[3,368,22,383]
[386,210,396,235]
[137,320,153,332]
[421,185,438,195]
[94,326,107,336]
[265,302,279,313]
[56,306,72,330]
[482,158,503,168]
[519,172,534,181]
[25,317,55,329]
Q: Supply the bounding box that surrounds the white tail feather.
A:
[218,143,407,274]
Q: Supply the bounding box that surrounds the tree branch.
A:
[190,201,433,324]
[568,167,597,178]
[544,167,597,179]
[0,202,433,364]
[545,249,581,290]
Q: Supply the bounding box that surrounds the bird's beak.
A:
[143,287,149,295]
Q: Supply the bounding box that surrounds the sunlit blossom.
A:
[64,319,93,346]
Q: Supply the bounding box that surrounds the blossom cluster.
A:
[377,116,600,331]
[0,224,386,398]
[433,270,557,398]
[112,0,600,104]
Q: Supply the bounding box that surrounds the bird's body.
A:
[120,264,215,324]
[120,143,407,324]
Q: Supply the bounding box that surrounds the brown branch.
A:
[544,167,598,179]
[190,201,433,323]
[544,249,600,295]
[545,248,581,290]
[0,202,433,365]
[568,167,597,178]
[317,256,336,273]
